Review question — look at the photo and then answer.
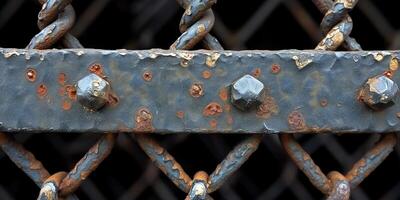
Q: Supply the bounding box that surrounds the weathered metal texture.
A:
[59,133,115,196]
[207,135,262,192]
[326,171,350,200]
[312,0,361,51]
[0,48,400,134]
[280,133,397,198]
[136,134,260,199]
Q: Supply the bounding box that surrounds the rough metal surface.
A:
[0,48,399,134]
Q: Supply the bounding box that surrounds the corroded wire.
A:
[280,133,397,199]
[27,0,82,49]
[313,0,361,50]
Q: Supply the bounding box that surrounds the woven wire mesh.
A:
[0,0,400,199]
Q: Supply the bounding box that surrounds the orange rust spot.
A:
[209,119,217,129]
[26,68,37,82]
[107,93,119,106]
[58,73,66,85]
[135,108,154,132]
[252,68,262,78]
[190,83,204,98]
[143,71,153,81]
[288,111,307,130]
[257,95,278,118]
[88,63,104,77]
[384,70,393,78]
[37,84,47,97]
[176,111,185,119]
[320,99,328,107]
[271,64,281,74]
[202,70,212,79]
[219,88,228,101]
[65,85,77,100]
[193,171,209,182]
[203,102,223,117]
[62,100,72,110]
[227,115,233,125]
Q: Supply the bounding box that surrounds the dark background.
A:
[1,0,400,199]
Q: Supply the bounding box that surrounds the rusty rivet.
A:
[26,68,36,82]
[202,70,212,79]
[142,71,153,81]
[88,63,104,77]
[231,74,265,111]
[65,85,77,100]
[135,108,153,132]
[203,102,223,116]
[190,83,204,98]
[37,84,47,97]
[358,74,399,110]
[76,74,112,111]
[271,64,281,74]
[288,110,306,130]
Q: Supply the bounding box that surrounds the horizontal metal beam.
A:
[0,48,399,134]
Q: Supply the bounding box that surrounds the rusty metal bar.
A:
[0,48,399,134]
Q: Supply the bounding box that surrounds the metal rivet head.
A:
[231,74,265,111]
[359,74,399,110]
[76,73,111,111]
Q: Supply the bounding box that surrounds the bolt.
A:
[230,74,265,111]
[359,74,399,110]
[76,73,111,111]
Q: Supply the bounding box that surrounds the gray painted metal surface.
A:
[0,48,399,134]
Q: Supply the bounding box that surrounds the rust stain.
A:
[271,64,281,74]
[135,108,154,132]
[88,63,104,77]
[203,102,223,117]
[252,68,261,78]
[58,73,66,85]
[256,95,278,118]
[65,85,77,100]
[62,100,72,110]
[209,119,218,129]
[320,99,328,107]
[26,68,37,82]
[107,93,119,106]
[189,83,204,98]
[176,111,185,119]
[37,84,47,98]
[143,71,153,81]
[202,70,212,79]
[396,112,400,119]
[288,111,307,130]
[219,87,228,101]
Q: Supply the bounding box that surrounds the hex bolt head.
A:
[359,74,399,110]
[76,73,111,111]
[231,74,265,111]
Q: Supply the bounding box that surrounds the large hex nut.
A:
[359,74,399,110]
[231,74,265,111]
[76,74,111,111]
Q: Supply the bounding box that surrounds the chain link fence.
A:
[0,0,400,199]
